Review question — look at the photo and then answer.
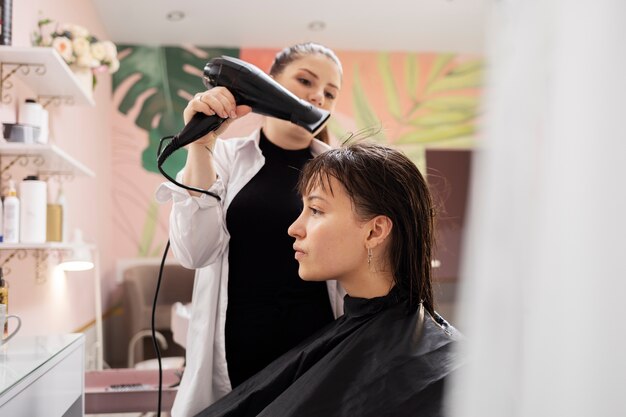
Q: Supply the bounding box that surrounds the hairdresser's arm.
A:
[166,188,227,268]
[156,90,251,268]
[157,135,236,268]
[181,88,250,196]
[182,142,218,197]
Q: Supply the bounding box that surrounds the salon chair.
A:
[122,263,195,364]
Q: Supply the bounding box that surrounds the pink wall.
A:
[6,0,114,337]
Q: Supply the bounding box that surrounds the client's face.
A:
[288,177,369,283]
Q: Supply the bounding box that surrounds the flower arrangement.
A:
[31,19,120,89]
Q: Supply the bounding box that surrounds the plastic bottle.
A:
[37,107,49,144]
[18,98,43,128]
[46,186,62,242]
[19,175,47,243]
[3,180,19,243]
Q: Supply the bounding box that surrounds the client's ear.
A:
[365,215,393,248]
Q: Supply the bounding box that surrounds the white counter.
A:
[0,334,85,416]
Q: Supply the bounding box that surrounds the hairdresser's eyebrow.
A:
[300,68,340,91]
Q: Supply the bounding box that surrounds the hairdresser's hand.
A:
[183,87,252,149]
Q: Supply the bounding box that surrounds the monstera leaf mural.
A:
[112,45,238,256]
[113,45,238,175]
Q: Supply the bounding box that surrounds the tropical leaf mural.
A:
[112,45,238,256]
[113,45,238,175]
[352,66,387,142]
[345,52,483,169]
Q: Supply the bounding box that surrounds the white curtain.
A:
[448,1,626,416]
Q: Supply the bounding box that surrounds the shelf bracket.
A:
[0,248,28,277]
[0,248,68,284]
[34,250,51,285]
[0,153,49,186]
[0,154,30,178]
[38,172,75,183]
[37,95,75,108]
[0,61,46,104]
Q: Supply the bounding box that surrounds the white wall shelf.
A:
[0,143,95,178]
[0,47,97,288]
[0,46,95,107]
[0,242,94,284]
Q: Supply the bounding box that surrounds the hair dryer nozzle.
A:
[203,56,331,134]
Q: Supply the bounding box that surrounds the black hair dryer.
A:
[158,56,330,164]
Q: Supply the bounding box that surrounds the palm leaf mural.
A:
[398,54,483,145]
[425,67,482,94]
[352,66,386,142]
[113,45,238,175]
[333,52,482,171]
[112,45,238,256]
[377,53,402,119]
[345,53,483,147]
[404,54,420,102]
[423,95,480,112]
[424,54,456,92]
[327,118,349,143]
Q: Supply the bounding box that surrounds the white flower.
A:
[102,41,117,61]
[52,36,74,63]
[72,37,90,57]
[108,58,120,74]
[34,18,119,81]
[90,42,107,62]
[69,24,89,39]
[75,51,95,68]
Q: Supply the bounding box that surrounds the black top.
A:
[197,287,464,417]
[225,130,334,387]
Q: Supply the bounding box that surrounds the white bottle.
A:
[18,99,43,143]
[3,181,19,243]
[19,175,47,243]
[37,108,49,144]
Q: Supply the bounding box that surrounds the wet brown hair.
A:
[269,43,343,144]
[297,142,435,314]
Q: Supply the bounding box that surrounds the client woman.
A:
[197,142,463,417]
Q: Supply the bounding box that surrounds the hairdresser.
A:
[156,43,344,417]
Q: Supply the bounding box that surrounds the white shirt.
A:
[156,130,345,417]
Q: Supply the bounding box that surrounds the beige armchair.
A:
[122,263,195,364]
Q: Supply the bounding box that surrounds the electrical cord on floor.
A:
[152,135,222,416]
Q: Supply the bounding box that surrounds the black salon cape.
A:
[196,287,463,417]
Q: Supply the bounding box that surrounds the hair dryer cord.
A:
[152,123,224,416]
[157,134,222,200]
